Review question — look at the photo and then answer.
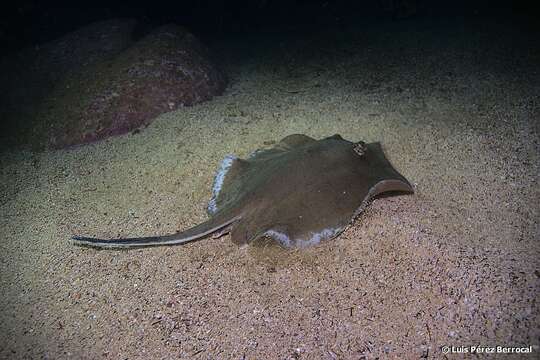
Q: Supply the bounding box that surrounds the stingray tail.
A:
[71,215,240,249]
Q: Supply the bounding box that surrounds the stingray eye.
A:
[353,141,367,156]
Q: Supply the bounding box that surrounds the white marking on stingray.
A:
[247,149,264,159]
[265,227,344,248]
[207,155,237,214]
[265,230,292,247]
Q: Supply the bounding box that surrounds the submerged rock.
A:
[1,20,227,149]
[0,18,136,149]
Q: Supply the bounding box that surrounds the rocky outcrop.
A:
[1,20,227,150]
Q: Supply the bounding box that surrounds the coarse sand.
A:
[1,17,538,359]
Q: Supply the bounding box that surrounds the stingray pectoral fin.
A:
[278,134,317,149]
[71,215,241,249]
[365,142,414,196]
[371,179,414,196]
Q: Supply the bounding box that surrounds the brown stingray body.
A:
[72,134,413,249]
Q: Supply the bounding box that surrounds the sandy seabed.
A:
[1,16,538,359]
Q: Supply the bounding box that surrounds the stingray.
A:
[71,134,413,249]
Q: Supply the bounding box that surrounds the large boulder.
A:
[1,20,227,150]
[0,19,136,149]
